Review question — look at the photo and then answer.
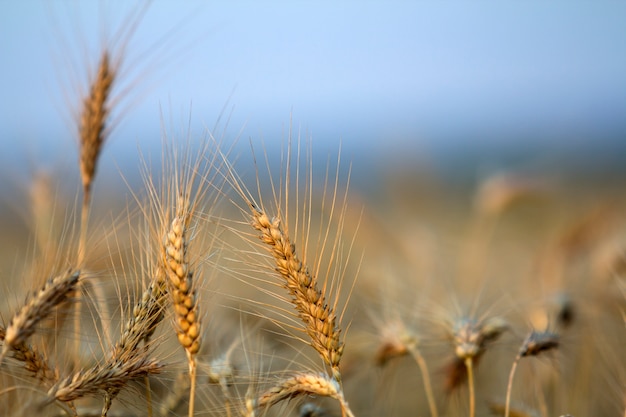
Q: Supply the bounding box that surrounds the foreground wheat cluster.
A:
[1,7,625,417]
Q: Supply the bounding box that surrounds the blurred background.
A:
[1,1,626,193]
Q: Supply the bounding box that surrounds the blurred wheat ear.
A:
[504,330,559,417]
[0,270,81,367]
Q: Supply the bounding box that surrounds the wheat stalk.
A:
[374,319,438,417]
[162,194,200,417]
[250,207,344,378]
[504,330,559,417]
[76,49,117,275]
[218,140,356,414]
[144,136,224,417]
[448,316,508,417]
[73,46,117,372]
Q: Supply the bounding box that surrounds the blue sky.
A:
[1,1,626,178]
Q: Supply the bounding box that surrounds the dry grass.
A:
[1,5,625,417]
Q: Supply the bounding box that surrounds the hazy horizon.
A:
[1,1,625,188]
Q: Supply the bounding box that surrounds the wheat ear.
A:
[103,275,168,415]
[112,276,168,360]
[249,206,344,379]
[77,50,115,267]
[0,326,58,385]
[0,270,80,366]
[73,49,116,372]
[257,372,354,417]
[162,193,200,417]
[78,50,113,203]
[140,135,220,417]
[46,354,162,404]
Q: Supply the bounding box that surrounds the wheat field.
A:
[1,4,625,417]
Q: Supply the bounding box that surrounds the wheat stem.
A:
[505,330,560,417]
[465,357,475,417]
[408,345,438,417]
[504,355,521,417]
[188,359,197,417]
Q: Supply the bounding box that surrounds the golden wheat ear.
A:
[257,372,355,417]
[220,139,358,380]
[135,133,226,417]
[217,137,360,417]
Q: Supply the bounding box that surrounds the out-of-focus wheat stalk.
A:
[374,318,438,417]
[72,37,117,371]
[446,316,508,417]
[137,134,225,417]
[504,330,559,417]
